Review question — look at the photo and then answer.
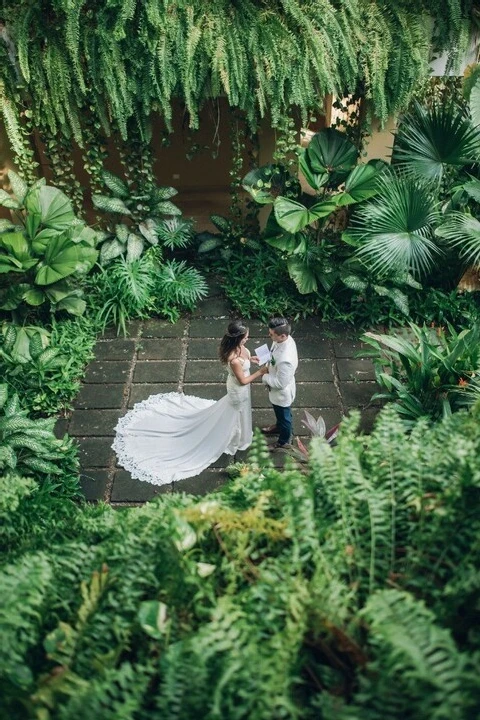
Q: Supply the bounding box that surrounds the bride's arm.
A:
[229,357,267,386]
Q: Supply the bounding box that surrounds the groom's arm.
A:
[262,361,295,390]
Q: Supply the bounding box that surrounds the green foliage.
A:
[0,317,96,415]
[392,100,480,184]
[1,408,480,717]
[93,170,191,264]
[0,383,77,478]
[150,258,208,321]
[362,323,480,425]
[0,172,98,316]
[0,0,469,163]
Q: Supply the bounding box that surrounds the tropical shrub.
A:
[362,323,480,425]
[346,99,480,293]
[0,317,96,415]
[1,408,480,718]
[0,172,98,317]
[88,248,208,333]
[242,128,387,295]
[92,170,194,264]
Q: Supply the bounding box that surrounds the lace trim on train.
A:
[111,391,246,487]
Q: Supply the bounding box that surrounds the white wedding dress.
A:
[112,354,253,485]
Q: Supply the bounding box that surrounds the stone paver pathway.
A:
[59,283,380,504]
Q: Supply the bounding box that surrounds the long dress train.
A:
[112,356,253,485]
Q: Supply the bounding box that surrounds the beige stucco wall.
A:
[363,116,397,162]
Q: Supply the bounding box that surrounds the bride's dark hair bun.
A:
[226,320,248,338]
[219,320,248,363]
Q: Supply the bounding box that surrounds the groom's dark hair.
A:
[268,316,291,336]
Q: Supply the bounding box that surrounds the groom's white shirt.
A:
[262,335,298,407]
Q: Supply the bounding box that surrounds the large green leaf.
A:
[0,231,36,270]
[334,163,383,207]
[469,74,480,128]
[0,189,21,210]
[299,148,329,191]
[242,165,289,205]
[38,186,75,229]
[23,288,46,306]
[152,186,178,202]
[31,228,62,254]
[55,295,86,315]
[392,101,480,183]
[304,128,359,184]
[286,256,318,294]
[35,235,97,285]
[154,201,181,216]
[274,197,336,233]
[348,177,440,278]
[435,212,480,266]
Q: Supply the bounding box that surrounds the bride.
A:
[112,320,266,486]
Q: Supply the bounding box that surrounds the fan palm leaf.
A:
[346,177,441,278]
[435,212,480,266]
[392,101,480,183]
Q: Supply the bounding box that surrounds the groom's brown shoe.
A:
[260,424,279,435]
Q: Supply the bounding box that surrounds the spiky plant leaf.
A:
[435,212,480,266]
[349,177,441,278]
[156,218,194,250]
[392,101,480,182]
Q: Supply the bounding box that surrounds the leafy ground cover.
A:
[1,409,479,719]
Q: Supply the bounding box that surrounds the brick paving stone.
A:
[189,317,235,337]
[85,360,131,384]
[292,317,327,335]
[69,409,124,436]
[336,358,376,382]
[187,338,221,359]
[111,470,170,502]
[128,384,178,406]
[133,361,181,383]
[142,319,187,337]
[333,337,370,358]
[192,295,232,317]
[94,339,136,360]
[295,337,332,359]
[297,359,333,382]
[340,381,381,408]
[185,360,228,383]
[77,437,115,468]
[205,278,224,297]
[79,469,108,501]
[99,320,141,339]
[172,468,228,495]
[75,384,125,409]
[137,338,183,360]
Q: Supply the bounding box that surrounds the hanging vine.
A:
[0,0,475,195]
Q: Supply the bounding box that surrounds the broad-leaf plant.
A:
[0,171,98,316]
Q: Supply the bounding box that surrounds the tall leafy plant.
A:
[0,171,98,316]
[243,128,386,294]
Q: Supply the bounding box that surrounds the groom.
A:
[259,316,298,449]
